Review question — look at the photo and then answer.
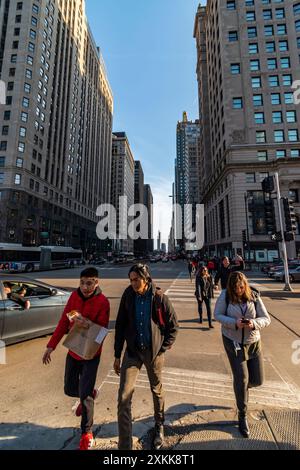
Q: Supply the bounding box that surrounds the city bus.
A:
[0,244,83,273]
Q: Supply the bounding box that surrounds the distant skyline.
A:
[86,0,201,246]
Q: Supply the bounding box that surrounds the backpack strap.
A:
[154,289,166,329]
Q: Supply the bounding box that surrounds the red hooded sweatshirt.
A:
[47,287,110,360]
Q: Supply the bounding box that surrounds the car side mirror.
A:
[51,289,58,296]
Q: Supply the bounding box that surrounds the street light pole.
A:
[244,193,251,264]
[274,172,293,292]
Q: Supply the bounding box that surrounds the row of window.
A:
[255,129,299,143]
[256,149,300,161]
[227,0,287,10]
[231,59,292,76]
[253,111,297,124]
[233,92,294,108]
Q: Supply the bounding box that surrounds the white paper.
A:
[94,327,109,345]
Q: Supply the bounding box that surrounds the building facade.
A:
[0,0,113,254]
[175,112,201,250]
[194,0,300,262]
[111,132,134,253]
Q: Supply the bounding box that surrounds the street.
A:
[0,261,299,450]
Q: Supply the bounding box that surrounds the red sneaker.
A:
[75,389,99,417]
[79,432,94,450]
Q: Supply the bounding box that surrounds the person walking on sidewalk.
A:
[195,266,214,328]
[42,267,110,450]
[114,263,179,450]
[214,272,271,438]
[214,255,245,291]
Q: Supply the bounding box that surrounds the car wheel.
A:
[25,263,34,273]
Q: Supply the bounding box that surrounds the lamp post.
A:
[244,193,251,264]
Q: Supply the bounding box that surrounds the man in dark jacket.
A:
[214,255,245,290]
[114,264,179,450]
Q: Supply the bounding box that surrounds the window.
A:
[4,111,11,120]
[282,74,292,86]
[277,24,287,35]
[0,141,7,151]
[263,9,272,20]
[7,82,14,91]
[279,40,288,52]
[246,173,256,183]
[276,150,286,159]
[269,75,279,87]
[27,55,33,65]
[31,16,38,27]
[0,156,5,167]
[2,126,9,136]
[32,4,39,14]
[284,92,294,104]
[291,149,300,157]
[29,29,36,39]
[16,157,23,168]
[15,15,22,23]
[245,0,254,5]
[253,94,263,106]
[232,97,243,108]
[275,8,285,19]
[21,111,28,122]
[280,57,290,68]
[227,1,236,9]
[28,42,35,52]
[17,2,23,10]
[256,131,266,143]
[252,77,261,88]
[296,20,300,32]
[254,112,265,124]
[272,111,283,123]
[264,25,274,36]
[6,96,12,105]
[9,68,16,77]
[288,130,298,141]
[266,41,275,53]
[22,97,29,107]
[289,189,299,203]
[246,12,256,21]
[14,174,21,185]
[249,43,258,54]
[229,31,238,41]
[25,69,32,79]
[0,173,4,184]
[294,3,300,16]
[274,130,284,142]
[231,63,240,74]
[14,28,20,36]
[250,59,260,71]
[24,82,31,93]
[19,127,26,137]
[297,38,300,49]
[267,58,277,70]
[286,111,296,123]
[257,151,268,162]
[11,54,17,63]
[18,142,25,153]
[248,27,257,38]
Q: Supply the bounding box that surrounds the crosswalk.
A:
[165,272,199,303]
[102,366,300,410]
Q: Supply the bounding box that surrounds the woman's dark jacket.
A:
[195,275,214,300]
[114,283,179,361]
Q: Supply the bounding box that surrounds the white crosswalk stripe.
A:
[102,367,300,410]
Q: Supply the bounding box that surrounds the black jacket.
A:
[114,283,179,361]
[214,261,245,290]
[195,275,214,300]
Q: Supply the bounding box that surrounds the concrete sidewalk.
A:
[91,406,300,451]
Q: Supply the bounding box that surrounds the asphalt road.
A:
[0,261,299,450]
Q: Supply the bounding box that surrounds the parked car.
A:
[90,257,106,265]
[0,277,71,345]
[162,256,169,263]
[273,266,300,282]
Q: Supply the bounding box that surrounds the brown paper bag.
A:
[63,320,108,360]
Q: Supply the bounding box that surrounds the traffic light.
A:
[262,176,274,194]
[271,232,283,242]
[264,199,276,235]
[282,198,297,233]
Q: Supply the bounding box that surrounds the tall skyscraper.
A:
[194,0,300,260]
[144,183,154,253]
[175,112,201,250]
[134,160,145,255]
[111,132,134,253]
[0,0,113,253]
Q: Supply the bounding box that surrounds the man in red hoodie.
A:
[42,267,110,450]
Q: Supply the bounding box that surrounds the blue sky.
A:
[86,0,201,246]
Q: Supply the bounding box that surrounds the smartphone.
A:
[241,318,250,324]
